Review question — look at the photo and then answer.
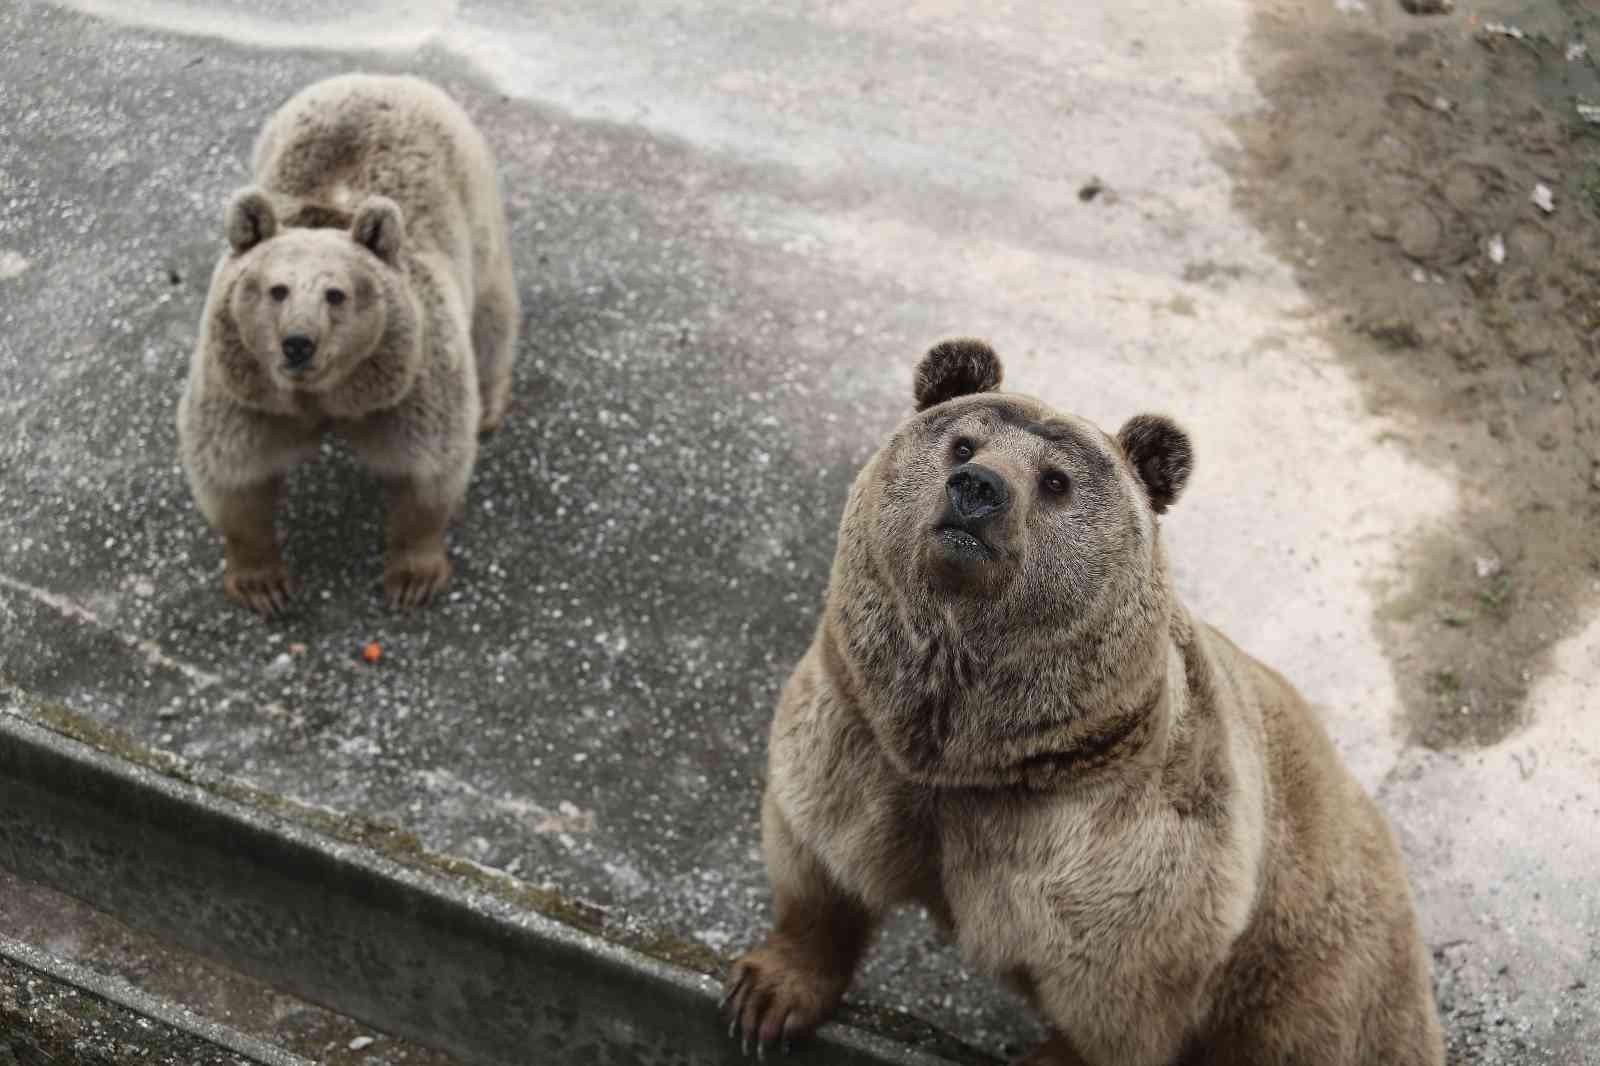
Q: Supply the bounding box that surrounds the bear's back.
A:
[250,74,504,264]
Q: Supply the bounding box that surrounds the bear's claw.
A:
[383,553,452,610]
[720,945,836,1059]
[224,564,296,617]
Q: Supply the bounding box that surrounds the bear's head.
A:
[826,339,1193,789]
[207,187,421,414]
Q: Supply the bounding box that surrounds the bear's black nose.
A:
[947,464,1010,521]
[281,335,317,369]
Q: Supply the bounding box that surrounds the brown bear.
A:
[177,74,520,615]
[723,339,1443,1065]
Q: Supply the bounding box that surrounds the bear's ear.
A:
[913,338,1004,411]
[351,196,405,265]
[224,187,277,253]
[1117,414,1192,515]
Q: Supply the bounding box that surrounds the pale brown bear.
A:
[724,339,1443,1065]
[178,74,520,614]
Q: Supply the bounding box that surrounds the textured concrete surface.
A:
[0,946,276,1066]
[0,870,460,1066]
[0,0,1594,1062]
[0,709,986,1066]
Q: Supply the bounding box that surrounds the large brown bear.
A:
[178,74,520,615]
[724,340,1443,1065]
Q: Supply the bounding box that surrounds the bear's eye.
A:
[951,439,976,463]
[325,288,346,306]
[268,284,289,302]
[1041,472,1070,497]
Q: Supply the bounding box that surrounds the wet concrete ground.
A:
[0,0,1595,1062]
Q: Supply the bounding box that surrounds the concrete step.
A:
[0,870,461,1066]
[0,703,985,1066]
[1,936,295,1066]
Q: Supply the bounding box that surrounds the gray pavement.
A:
[0,1,1595,1063]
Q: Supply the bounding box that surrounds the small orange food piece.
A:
[362,641,382,663]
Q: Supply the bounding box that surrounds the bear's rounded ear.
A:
[913,338,1004,411]
[351,196,405,265]
[224,187,277,253]
[1117,414,1193,515]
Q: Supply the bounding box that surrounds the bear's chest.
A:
[933,791,1188,978]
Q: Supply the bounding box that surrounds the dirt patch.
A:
[1229,0,1600,749]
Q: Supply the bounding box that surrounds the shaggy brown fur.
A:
[724,340,1443,1065]
[177,74,520,614]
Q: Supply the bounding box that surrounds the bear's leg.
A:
[381,477,458,609]
[180,391,312,616]
[722,792,876,1057]
[211,477,295,617]
[471,263,520,435]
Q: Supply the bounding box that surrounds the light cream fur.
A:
[177,73,519,614]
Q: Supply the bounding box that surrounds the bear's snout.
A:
[946,464,1009,522]
[281,334,317,372]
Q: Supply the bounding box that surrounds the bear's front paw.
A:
[477,390,511,436]
[223,563,297,617]
[383,551,452,610]
[720,940,849,1059]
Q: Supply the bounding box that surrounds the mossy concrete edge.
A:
[0,681,995,1066]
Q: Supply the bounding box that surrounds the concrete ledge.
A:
[0,708,978,1066]
[0,933,313,1066]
